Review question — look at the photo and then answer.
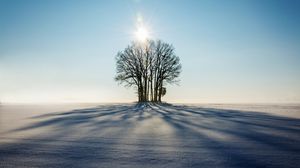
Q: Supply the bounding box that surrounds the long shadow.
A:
[147,103,300,167]
[0,103,299,167]
[153,104,300,149]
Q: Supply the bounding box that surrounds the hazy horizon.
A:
[1,0,300,104]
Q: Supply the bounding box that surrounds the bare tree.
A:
[115,40,181,102]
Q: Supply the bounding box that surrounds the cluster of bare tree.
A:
[115,40,181,102]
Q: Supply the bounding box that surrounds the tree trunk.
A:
[150,78,153,101]
[144,76,147,101]
[147,78,150,101]
[158,81,163,102]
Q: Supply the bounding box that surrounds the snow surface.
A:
[0,103,300,168]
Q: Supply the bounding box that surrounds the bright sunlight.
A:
[135,25,149,42]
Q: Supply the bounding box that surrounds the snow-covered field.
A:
[0,103,300,168]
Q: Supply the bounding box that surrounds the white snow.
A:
[0,103,299,167]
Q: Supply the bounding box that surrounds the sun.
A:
[135,26,149,42]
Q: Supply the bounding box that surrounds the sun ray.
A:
[134,13,151,42]
[135,25,149,42]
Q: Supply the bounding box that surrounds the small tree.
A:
[115,40,181,102]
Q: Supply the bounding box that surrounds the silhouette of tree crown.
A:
[115,39,181,102]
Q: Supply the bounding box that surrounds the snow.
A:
[0,103,300,167]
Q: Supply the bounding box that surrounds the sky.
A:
[0,0,300,103]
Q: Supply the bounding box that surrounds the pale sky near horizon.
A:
[0,0,300,103]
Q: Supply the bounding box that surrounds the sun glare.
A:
[135,26,149,42]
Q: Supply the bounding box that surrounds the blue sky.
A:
[0,0,300,103]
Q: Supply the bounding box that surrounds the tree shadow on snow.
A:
[1,103,300,167]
